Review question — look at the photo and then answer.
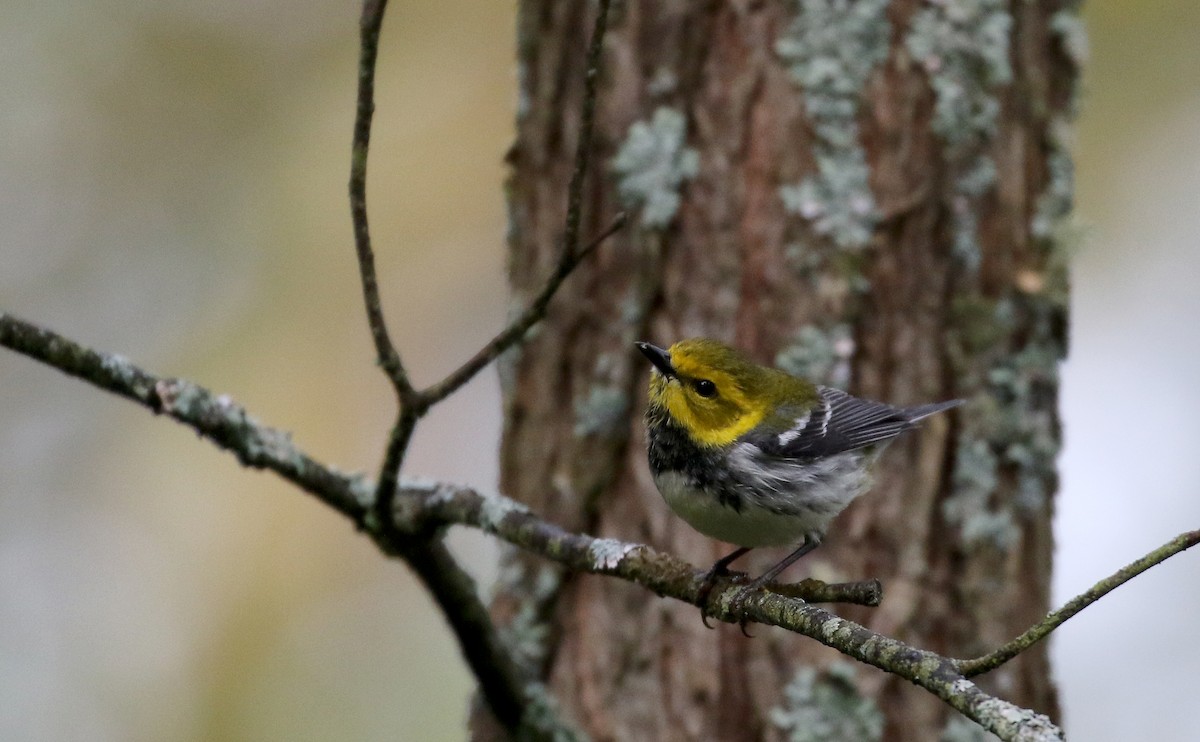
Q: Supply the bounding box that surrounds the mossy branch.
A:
[10,311,1197,740]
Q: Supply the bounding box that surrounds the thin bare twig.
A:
[344,0,567,731]
[349,0,412,397]
[371,406,419,532]
[420,0,620,408]
[372,0,619,513]
[344,0,619,734]
[770,577,882,606]
[421,212,626,406]
[562,0,612,261]
[402,540,531,730]
[351,0,426,555]
[347,0,425,534]
[955,529,1200,677]
[372,206,622,523]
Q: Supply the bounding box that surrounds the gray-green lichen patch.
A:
[985,339,1062,512]
[775,324,855,388]
[784,242,873,307]
[1032,119,1075,245]
[497,558,563,672]
[905,0,1014,264]
[505,598,552,674]
[98,351,135,381]
[496,343,523,404]
[154,378,208,418]
[611,107,699,229]
[905,0,1012,150]
[346,470,375,509]
[770,661,884,742]
[1050,5,1088,72]
[950,158,999,268]
[953,680,1062,741]
[478,489,532,532]
[945,296,1064,550]
[1030,119,1080,314]
[944,434,1018,550]
[573,384,630,438]
[776,0,890,249]
[588,537,641,571]
[778,159,875,249]
[517,682,590,742]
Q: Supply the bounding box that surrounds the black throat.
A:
[645,406,744,512]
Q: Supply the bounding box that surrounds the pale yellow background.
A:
[1,1,1197,740]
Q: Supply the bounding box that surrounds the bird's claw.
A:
[727,586,759,637]
[696,566,747,629]
[698,584,761,636]
[705,576,774,635]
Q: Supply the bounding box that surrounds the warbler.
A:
[636,338,960,626]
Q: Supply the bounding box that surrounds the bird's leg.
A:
[697,546,752,629]
[729,535,823,634]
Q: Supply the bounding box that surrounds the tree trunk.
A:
[485,1,1078,739]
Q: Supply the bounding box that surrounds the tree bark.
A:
[485,1,1078,739]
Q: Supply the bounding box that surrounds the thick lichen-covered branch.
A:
[397,480,880,609]
[0,312,571,741]
[0,312,369,518]
[400,481,1059,741]
[8,310,1196,741]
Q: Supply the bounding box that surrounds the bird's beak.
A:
[636,342,676,379]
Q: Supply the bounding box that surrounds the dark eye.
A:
[693,379,717,398]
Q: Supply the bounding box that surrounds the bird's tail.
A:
[903,399,964,423]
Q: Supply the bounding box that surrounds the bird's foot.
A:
[725,582,770,637]
[697,565,747,629]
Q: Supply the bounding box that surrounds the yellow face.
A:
[646,339,771,447]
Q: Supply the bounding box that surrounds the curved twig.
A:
[421,212,626,406]
[365,0,620,529]
[349,0,411,397]
[419,0,621,409]
[955,529,1200,677]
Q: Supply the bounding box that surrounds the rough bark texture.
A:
[485,1,1078,739]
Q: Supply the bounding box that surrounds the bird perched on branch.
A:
[636,338,960,628]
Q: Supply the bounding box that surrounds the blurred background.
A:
[1,1,1197,739]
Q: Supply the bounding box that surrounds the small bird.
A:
[636,338,960,627]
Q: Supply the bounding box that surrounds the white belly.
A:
[653,471,820,548]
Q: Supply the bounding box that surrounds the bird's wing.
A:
[749,387,919,459]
